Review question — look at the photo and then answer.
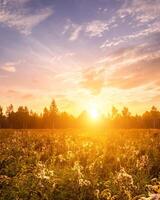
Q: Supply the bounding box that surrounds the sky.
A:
[0,0,160,116]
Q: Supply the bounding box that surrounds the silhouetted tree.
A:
[0,106,4,128]
[49,99,58,129]
[6,104,14,128]
[111,106,119,119]
[42,107,50,128]
[0,101,160,129]
[122,107,131,117]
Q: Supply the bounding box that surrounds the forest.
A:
[0,100,160,129]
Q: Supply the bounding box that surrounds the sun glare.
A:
[86,101,102,120]
[89,108,99,120]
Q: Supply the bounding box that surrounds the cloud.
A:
[69,25,82,41]
[152,95,160,102]
[81,67,106,95]
[51,52,75,62]
[97,7,108,14]
[85,20,109,37]
[22,94,34,99]
[7,89,34,100]
[100,21,160,48]
[0,0,53,35]
[63,19,82,41]
[64,19,111,41]
[99,0,160,49]
[100,39,124,48]
[64,1,159,43]
[117,0,160,24]
[8,90,19,95]
[106,57,160,89]
[1,62,16,72]
[99,36,160,66]
[1,60,23,73]
[82,40,160,94]
[103,42,160,89]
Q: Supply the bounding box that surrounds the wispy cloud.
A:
[106,43,160,89]
[51,52,75,61]
[100,21,160,48]
[62,19,82,41]
[69,25,82,41]
[0,0,53,35]
[106,56,160,89]
[85,20,109,38]
[117,0,160,24]
[82,40,160,94]
[99,0,160,49]
[7,89,34,100]
[97,7,108,14]
[1,62,16,72]
[64,19,111,41]
[65,0,160,43]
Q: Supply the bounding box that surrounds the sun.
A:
[86,100,102,120]
[89,108,100,120]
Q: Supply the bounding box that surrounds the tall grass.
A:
[0,129,160,200]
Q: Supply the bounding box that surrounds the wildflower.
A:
[140,194,160,200]
[149,194,160,200]
[66,150,74,160]
[72,161,83,177]
[111,195,118,200]
[136,155,149,170]
[151,178,158,185]
[36,162,54,180]
[94,189,100,199]
[0,175,10,185]
[117,168,134,187]
[100,189,111,199]
[78,178,91,187]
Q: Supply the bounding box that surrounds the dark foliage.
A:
[0,100,160,129]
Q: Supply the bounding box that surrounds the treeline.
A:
[0,100,76,129]
[108,106,160,129]
[0,100,160,129]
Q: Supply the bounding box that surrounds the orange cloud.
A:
[81,67,106,95]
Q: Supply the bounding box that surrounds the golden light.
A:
[85,100,103,121]
[88,107,100,120]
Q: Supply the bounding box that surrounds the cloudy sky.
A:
[0,0,160,115]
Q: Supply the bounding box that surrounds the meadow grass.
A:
[0,129,160,200]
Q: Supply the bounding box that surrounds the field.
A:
[0,129,160,200]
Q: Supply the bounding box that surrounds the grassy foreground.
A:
[0,129,160,200]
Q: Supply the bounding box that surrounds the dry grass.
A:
[0,129,160,200]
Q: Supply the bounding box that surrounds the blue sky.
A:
[0,0,160,115]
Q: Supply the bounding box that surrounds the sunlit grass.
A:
[0,129,160,200]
